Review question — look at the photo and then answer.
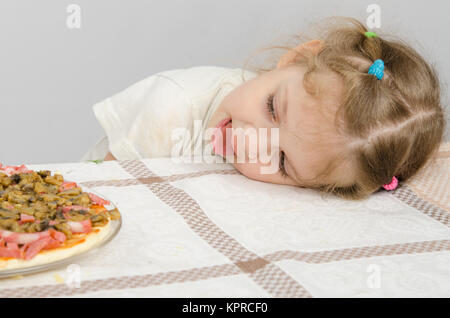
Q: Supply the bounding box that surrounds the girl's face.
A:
[208,62,352,187]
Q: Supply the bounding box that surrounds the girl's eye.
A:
[267,94,288,178]
[266,94,276,119]
[279,151,288,178]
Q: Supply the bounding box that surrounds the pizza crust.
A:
[0,220,112,271]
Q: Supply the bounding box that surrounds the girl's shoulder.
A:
[154,65,256,95]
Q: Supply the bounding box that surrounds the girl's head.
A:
[216,17,446,200]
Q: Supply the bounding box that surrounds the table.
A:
[0,146,449,297]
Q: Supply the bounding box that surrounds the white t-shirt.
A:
[81,66,258,161]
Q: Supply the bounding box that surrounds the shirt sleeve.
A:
[92,72,193,160]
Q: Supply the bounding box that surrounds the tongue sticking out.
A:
[212,118,233,156]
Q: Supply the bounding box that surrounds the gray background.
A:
[1,0,449,165]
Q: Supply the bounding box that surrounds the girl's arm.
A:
[104,151,117,161]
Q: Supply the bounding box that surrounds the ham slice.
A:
[0,164,33,177]
[59,181,78,192]
[42,237,62,250]
[88,192,110,206]
[0,229,50,245]
[67,220,92,233]
[49,228,66,243]
[43,229,67,250]
[0,240,22,258]
[0,228,67,259]
[22,237,52,260]
[19,213,35,223]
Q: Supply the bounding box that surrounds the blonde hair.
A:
[240,16,447,200]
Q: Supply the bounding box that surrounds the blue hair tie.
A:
[368,59,384,80]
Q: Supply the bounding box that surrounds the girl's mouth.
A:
[212,117,234,156]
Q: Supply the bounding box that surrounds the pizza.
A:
[0,163,121,271]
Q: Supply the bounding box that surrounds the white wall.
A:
[1,0,449,164]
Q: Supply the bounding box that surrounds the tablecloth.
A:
[0,142,449,297]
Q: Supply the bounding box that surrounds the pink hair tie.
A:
[383,176,398,191]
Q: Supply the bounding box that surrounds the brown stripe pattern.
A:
[414,143,450,211]
[118,159,311,298]
[403,158,449,212]
[0,264,241,298]
[263,240,450,263]
[392,185,449,227]
[79,169,240,188]
[1,239,448,297]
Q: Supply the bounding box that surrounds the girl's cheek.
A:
[232,161,277,182]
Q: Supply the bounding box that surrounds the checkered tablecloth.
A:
[0,143,449,297]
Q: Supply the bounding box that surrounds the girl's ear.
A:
[277,39,323,69]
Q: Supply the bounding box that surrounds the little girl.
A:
[82,17,446,201]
